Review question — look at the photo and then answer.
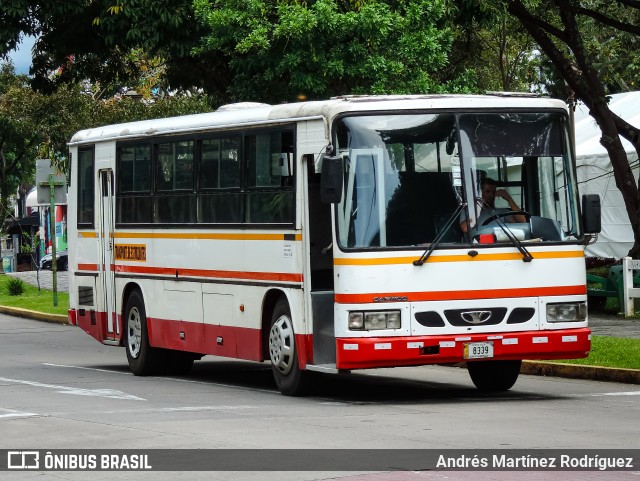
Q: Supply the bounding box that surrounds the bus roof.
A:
[69,94,568,145]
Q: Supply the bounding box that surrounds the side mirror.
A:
[321,155,343,203]
[582,194,601,234]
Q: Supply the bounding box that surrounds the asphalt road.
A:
[0,313,639,480]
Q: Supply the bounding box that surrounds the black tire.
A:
[124,290,167,375]
[268,298,309,396]
[467,360,521,392]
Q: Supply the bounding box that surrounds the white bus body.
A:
[67,95,595,395]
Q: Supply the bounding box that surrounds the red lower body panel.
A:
[73,307,588,373]
[71,308,309,365]
[74,308,112,343]
[336,328,591,370]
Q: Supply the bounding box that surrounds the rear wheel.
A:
[124,290,167,375]
[467,360,521,392]
[268,298,309,396]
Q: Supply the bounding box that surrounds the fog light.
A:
[547,302,587,322]
[348,312,364,330]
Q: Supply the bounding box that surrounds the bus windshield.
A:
[334,111,581,250]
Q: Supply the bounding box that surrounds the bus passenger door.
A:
[98,169,118,341]
[306,164,336,366]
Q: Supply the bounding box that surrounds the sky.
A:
[6,36,36,74]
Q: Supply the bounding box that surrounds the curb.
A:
[0,305,68,325]
[522,360,640,385]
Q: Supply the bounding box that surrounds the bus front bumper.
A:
[335,328,590,370]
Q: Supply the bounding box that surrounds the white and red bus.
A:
[67,95,600,395]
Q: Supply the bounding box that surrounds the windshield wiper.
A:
[413,203,466,266]
[490,214,534,262]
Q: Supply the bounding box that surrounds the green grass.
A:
[0,274,68,316]
[550,336,640,370]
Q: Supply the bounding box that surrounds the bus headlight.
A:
[546,302,587,322]
[349,311,401,330]
[348,312,364,330]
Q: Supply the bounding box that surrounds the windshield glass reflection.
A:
[334,112,581,250]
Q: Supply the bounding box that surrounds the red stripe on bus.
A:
[334,285,587,304]
[75,263,302,283]
[78,263,99,271]
[115,265,303,283]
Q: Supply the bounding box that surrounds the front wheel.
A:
[467,360,521,392]
[124,290,167,375]
[268,298,309,396]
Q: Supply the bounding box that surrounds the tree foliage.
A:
[193,0,476,102]
[0,62,213,188]
[2,0,482,102]
[450,8,541,92]
[0,63,61,219]
[1,0,222,99]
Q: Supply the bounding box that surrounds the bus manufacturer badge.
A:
[460,310,492,324]
[373,296,408,303]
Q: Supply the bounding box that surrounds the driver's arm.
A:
[496,189,526,222]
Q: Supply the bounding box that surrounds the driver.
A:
[460,177,526,234]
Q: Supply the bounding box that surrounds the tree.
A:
[0,0,226,100]
[457,10,542,92]
[0,60,214,190]
[193,0,476,103]
[0,63,53,221]
[499,0,640,257]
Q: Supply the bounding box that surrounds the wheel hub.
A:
[269,315,295,375]
[127,307,142,359]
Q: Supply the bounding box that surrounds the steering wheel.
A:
[481,210,531,226]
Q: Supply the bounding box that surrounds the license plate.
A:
[464,341,494,359]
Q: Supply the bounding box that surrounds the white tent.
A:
[573,92,640,259]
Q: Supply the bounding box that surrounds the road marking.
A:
[568,391,640,398]
[0,408,39,420]
[43,362,278,394]
[160,405,256,412]
[42,363,132,375]
[0,377,145,401]
[592,391,640,397]
[102,405,259,414]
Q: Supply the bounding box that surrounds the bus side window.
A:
[78,147,95,227]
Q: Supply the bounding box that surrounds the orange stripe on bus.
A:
[334,250,584,265]
[335,285,587,303]
[78,232,98,238]
[112,232,302,241]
